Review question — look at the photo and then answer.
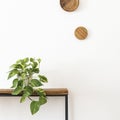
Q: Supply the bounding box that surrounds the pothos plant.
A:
[7,57,48,115]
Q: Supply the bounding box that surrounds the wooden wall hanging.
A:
[60,0,79,12]
[74,26,88,40]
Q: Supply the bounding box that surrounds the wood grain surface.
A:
[60,0,79,12]
[74,26,88,40]
[0,88,68,96]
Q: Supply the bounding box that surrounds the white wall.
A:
[0,0,120,120]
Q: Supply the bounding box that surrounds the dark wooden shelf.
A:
[0,88,68,96]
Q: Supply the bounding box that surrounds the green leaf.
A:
[20,58,29,66]
[10,64,16,69]
[12,86,22,95]
[30,101,40,115]
[30,79,42,87]
[25,68,32,75]
[24,86,33,95]
[30,58,34,62]
[39,75,48,83]
[20,86,33,103]
[10,63,23,70]
[16,59,22,64]
[11,79,18,88]
[20,72,26,79]
[32,68,39,73]
[20,92,30,103]
[23,57,29,63]
[37,58,41,63]
[39,96,47,105]
[8,69,19,79]
[15,64,23,69]
[18,80,23,87]
[32,62,38,68]
[36,88,46,96]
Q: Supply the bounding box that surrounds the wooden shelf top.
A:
[0,88,68,96]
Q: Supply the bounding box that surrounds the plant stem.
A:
[28,96,33,101]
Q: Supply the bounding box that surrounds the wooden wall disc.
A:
[74,26,88,40]
[60,0,79,12]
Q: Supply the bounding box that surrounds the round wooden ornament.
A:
[74,26,88,40]
[60,0,79,12]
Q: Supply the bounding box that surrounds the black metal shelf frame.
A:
[0,94,68,120]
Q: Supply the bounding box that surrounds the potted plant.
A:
[7,57,48,115]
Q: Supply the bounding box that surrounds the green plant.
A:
[7,57,48,115]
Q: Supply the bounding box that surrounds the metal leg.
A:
[65,95,68,120]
